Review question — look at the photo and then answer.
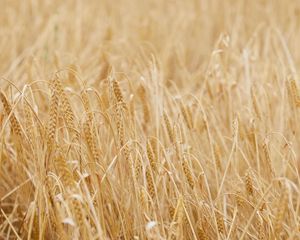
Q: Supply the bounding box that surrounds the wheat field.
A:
[0,0,300,239]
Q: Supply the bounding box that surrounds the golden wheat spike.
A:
[146,167,155,199]
[163,112,174,143]
[216,211,225,235]
[53,76,78,140]
[0,91,22,138]
[146,139,156,172]
[181,157,194,189]
[46,89,59,150]
[245,170,254,197]
[112,79,127,110]
[289,79,300,107]
[274,186,288,235]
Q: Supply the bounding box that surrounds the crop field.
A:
[0,0,300,239]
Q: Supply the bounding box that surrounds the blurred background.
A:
[1,0,300,88]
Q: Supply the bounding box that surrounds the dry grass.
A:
[1,0,300,239]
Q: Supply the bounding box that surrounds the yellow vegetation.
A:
[0,0,300,239]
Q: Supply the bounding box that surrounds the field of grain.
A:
[0,1,300,239]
